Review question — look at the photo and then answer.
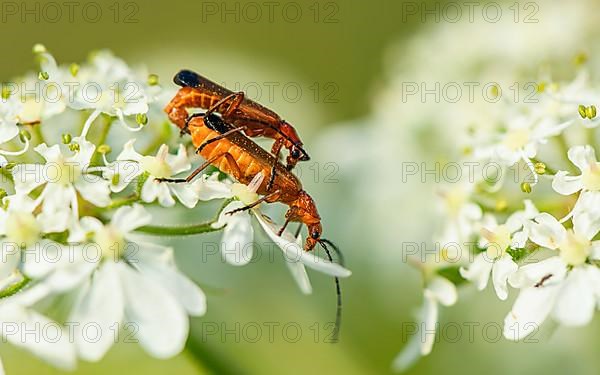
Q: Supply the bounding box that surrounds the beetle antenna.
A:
[319,238,344,267]
[294,223,302,238]
[319,240,342,343]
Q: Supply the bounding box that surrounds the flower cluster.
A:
[394,61,600,371]
[0,46,350,373]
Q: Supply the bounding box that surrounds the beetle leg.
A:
[225,190,282,216]
[181,112,205,136]
[266,140,283,192]
[156,151,241,184]
[277,216,293,236]
[206,92,245,117]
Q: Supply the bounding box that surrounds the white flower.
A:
[0,94,23,146]
[552,145,600,195]
[199,172,351,292]
[27,47,77,120]
[0,194,43,286]
[70,51,149,137]
[25,205,206,361]
[436,181,483,242]
[105,140,200,208]
[552,145,600,226]
[0,284,77,373]
[475,115,571,185]
[504,212,600,339]
[12,137,111,232]
[504,256,600,340]
[393,276,457,372]
[460,201,537,300]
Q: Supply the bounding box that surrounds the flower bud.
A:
[62,133,72,144]
[19,130,31,143]
[578,104,587,119]
[586,105,597,119]
[32,44,47,54]
[98,144,112,154]
[148,74,159,86]
[136,113,148,126]
[70,63,80,77]
[534,162,546,175]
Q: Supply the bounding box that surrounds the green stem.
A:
[108,195,140,209]
[134,198,232,236]
[0,276,31,299]
[92,115,113,165]
[136,221,223,236]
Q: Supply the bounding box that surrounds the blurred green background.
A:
[2,0,600,374]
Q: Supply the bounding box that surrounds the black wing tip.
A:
[174,69,201,88]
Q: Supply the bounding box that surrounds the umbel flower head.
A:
[394,57,600,371]
[0,46,351,374]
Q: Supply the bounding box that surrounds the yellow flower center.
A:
[483,225,511,259]
[46,158,82,185]
[231,183,259,206]
[582,163,600,191]
[503,128,530,151]
[559,229,590,266]
[6,212,41,248]
[141,155,173,178]
[94,225,126,261]
[444,187,467,216]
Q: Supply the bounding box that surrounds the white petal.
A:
[68,137,95,169]
[420,290,439,355]
[254,212,351,278]
[392,330,423,372]
[0,306,76,370]
[70,262,124,361]
[511,230,529,249]
[572,191,600,240]
[191,173,234,201]
[140,178,160,203]
[426,276,457,306]
[528,213,566,249]
[0,120,19,144]
[166,144,191,175]
[116,139,143,163]
[492,255,518,300]
[0,245,20,280]
[74,178,112,207]
[568,144,596,172]
[118,263,188,359]
[111,204,151,234]
[103,160,142,193]
[283,234,312,294]
[25,245,97,293]
[134,253,207,316]
[508,256,567,289]
[459,253,493,291]
[503,285,559,341]
[11,164,46,194]
[214,201,254,266]
[34,143,62,163]
[169,183,200,208]
[551,268,596,326]
[552,172,584,195]
[156,183,176,207]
